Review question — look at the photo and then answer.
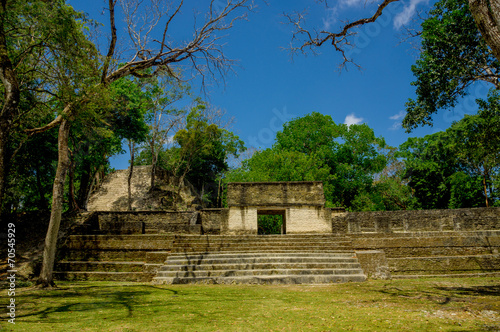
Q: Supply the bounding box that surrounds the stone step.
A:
[54,271,155,282]
[56,261,145,272]
[167,252,357,260]
[172,243,353,249]
[152,274,367,285]
[64,235,175,250]
[62,250,171,262]
[173,243,353,248]
[160,262,362,272]
[165,256,359,266]
[173,236,350,242]
[156,268,364,278]
[174,238,352,245]
[171,248,353,254]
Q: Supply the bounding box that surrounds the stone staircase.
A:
[152,235,366,284]
[55,234,175,282]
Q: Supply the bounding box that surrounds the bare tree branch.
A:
[104,0,255,87]
[285,0,399,70]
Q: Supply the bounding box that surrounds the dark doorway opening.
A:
[257,209,286,235]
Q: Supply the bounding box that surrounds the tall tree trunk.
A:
[68,151,80,212]
[0,129,9,212]
[483,173,489,207]
[469,0,500,63]
[35,162,48,210]
[76,145,91,209]
[127,140,135,211]
[37,119,71,287]
[150,136,156,189]
[0,0,20,212]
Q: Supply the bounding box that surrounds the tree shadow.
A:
[15,284,179,320]
[434,284,500,297]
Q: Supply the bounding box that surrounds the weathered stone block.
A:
[227,182,325,207]
[355,250,391,279]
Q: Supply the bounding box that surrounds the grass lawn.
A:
[1,277,499,331]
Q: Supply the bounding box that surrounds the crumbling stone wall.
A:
[225,182,331,234]
[333,207,500,234]
[84,211,201,234]
[351,231,500,277]
[227,182,325,207]
[200,208,228,234]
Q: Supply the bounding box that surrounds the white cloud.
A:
[394,0,428,30]
[389,122,402,130]
[340,0,365,7]
[344,113,364,126]
[322,7,339,30]
[389,110,405,121]
[389,110,405,130]
[321,0,365,30]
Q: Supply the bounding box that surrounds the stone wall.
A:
[286,206,332,234]
[200,208,228,235]
[84,211,201,234]
[333,207,500,234]
[227,207,258,234]
[227,182,325,207]
[351,231,500,277]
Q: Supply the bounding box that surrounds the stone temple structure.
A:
[55,174,500,284]
[226,182,331,234]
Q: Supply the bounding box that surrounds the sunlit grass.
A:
[1,277,499,331]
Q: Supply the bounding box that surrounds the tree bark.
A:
[127,140,135,211]
[0,0,20,212]
[150,135,156,189]
[469,0,500,63]
[483,173,489,207]
[76,145,92,210]
[37,119,71,287]
[68,151,80,212]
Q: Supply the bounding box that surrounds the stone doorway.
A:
[257,209,286,235]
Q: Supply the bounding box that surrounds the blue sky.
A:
[68,0,486,170]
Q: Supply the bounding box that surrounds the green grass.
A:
[1,277,499,331]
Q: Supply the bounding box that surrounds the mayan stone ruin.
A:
[54,173,500,285]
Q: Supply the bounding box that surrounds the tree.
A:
[109,77,150,210]
[173,104,245,207]
[448,91,500,206]
[0,0,97,211]
[25,0,255,287]
[141,74,189,190]
[398,94,500,209]
[398,133,460,209]
[404,0,500,131]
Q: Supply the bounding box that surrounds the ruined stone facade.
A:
[225,182,332,234]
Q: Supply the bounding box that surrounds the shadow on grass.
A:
[377,282,500,306]
[434,285,500,297]
[15,284,179,320]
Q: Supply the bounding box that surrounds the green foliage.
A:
[258,215,283,235]
[403,0,500,131]
[399,92,500,208]
[173,103,246,201]
[108,78,150,143]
